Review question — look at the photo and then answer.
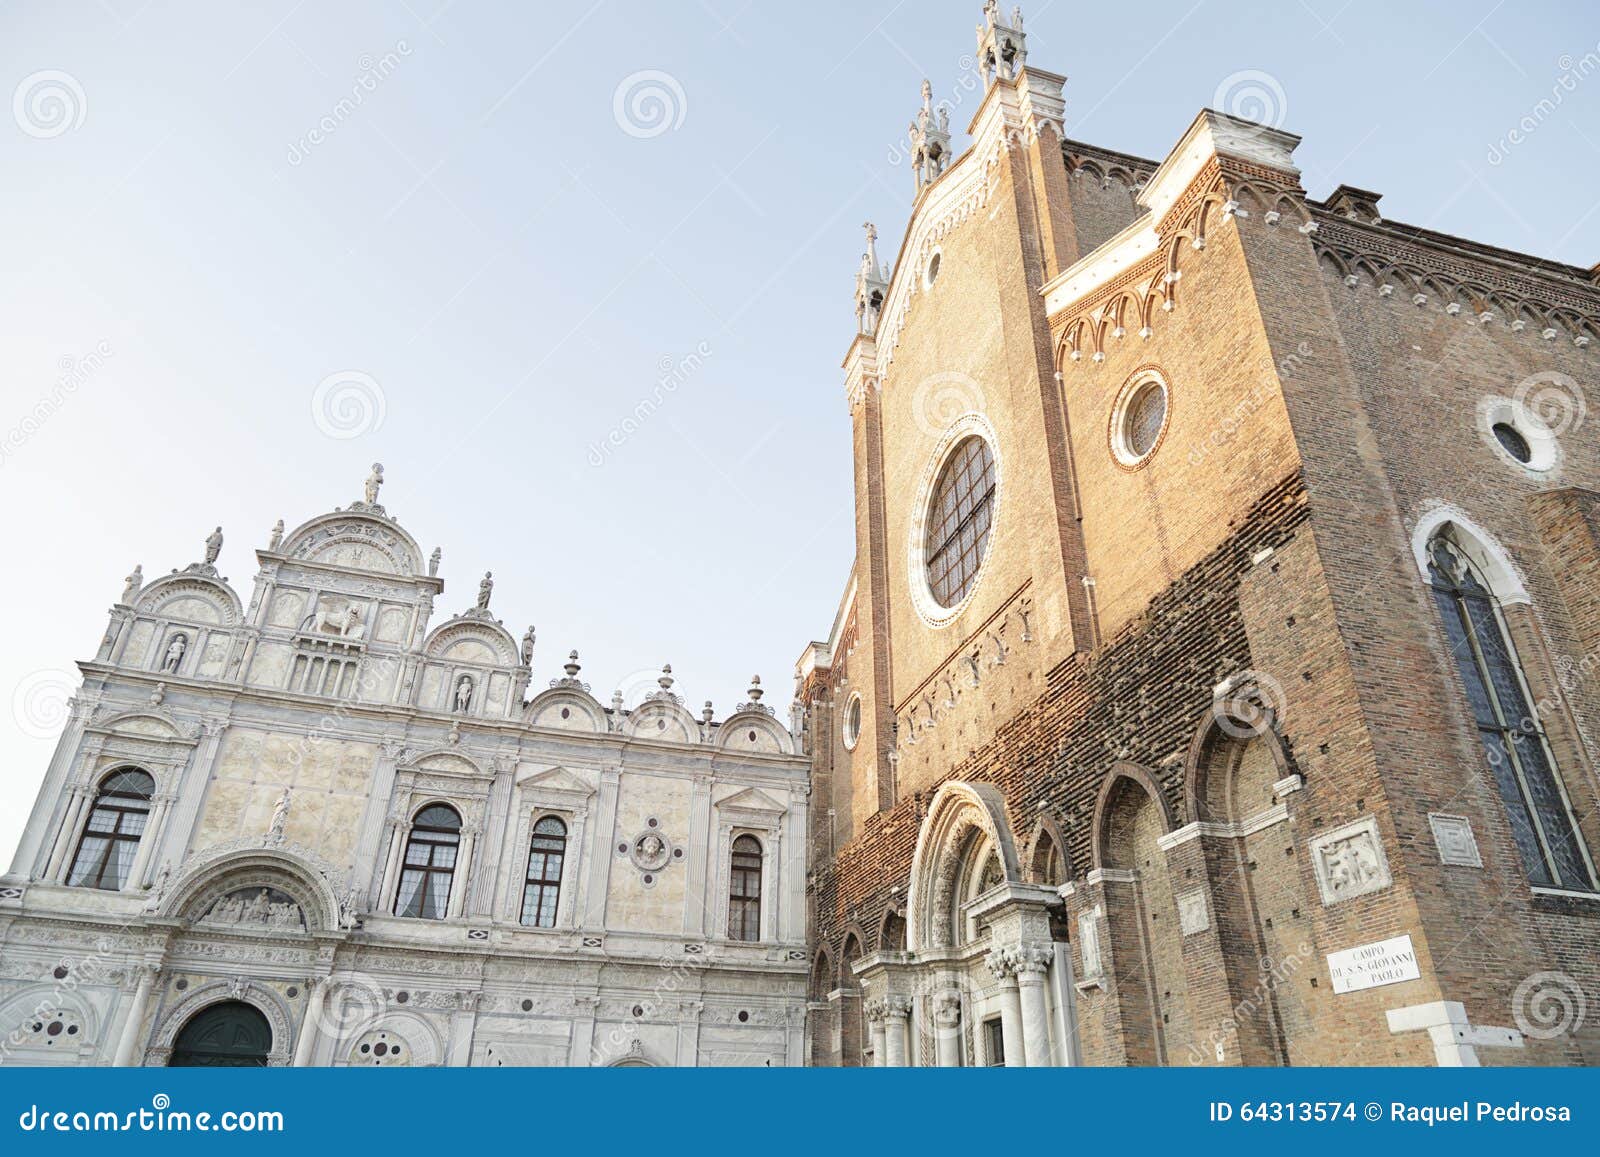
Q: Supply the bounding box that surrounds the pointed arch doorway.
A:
[168,1001,271,1067]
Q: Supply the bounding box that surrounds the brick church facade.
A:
[797,4,1600,1066]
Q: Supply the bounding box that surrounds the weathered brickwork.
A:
[801,5,1600,1068]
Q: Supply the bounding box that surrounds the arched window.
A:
[728,834,763,942]
[395,804,461,920]
[521,816,567,928]
[1427,532,1596,890]
[67,769,154,891]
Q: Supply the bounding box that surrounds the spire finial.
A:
[658,663,675,693]
[855,222,890,335]
[976,1,1027,88]
[909,81,952,193]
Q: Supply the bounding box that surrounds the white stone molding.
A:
[1428,813,1484,868]
[1176,888,1211,935]
[1385,1000,1523,1066]
[143,976,294,1067]
[1408,503,1532,605]
[1156,802,1291,850]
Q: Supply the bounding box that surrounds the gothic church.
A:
[5,4,1600,1067]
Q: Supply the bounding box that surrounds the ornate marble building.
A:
[799,4,1600,1067]
[0,468,810,1066]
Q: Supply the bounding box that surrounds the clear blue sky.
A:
[2,0,1596,859]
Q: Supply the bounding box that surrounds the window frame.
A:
[1427,532,1597,892]
[909,413,1003,630]
[983,1017,1006,1066]
[66,769,155,892]
[727,833,764,943]
[1109,367,1171,470]
[922,435,998,611]
[394,803,462,920]
[520,814,568,928]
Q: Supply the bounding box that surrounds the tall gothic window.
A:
[1427,532,1595,890]
[520,816,567,928]
[67,769,154,891]
[728,834,763,942]
[395,804,461,920]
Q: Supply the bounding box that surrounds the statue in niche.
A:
[521,626,535,666]
[268,519,284,550]
[428,547,441,577]
[339,883,362,927]
[121,564,143,604]
[162,634,188,673]
[204,526,224,565]
[267,787,293,843]
[454,676,474,713]
[364,462,384,505]
[477,571,493,610]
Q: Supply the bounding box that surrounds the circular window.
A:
[1491,422,1531,463]
[923,435,997,610]
[842,693,863,751]
[925,249,942,289]
[1110,370,1170,468]
[1479,393,1559,473]
[910,414,1002,628]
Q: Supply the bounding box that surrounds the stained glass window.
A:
[1428,533,1594,890]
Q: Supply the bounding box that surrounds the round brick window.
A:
[1110,369,1170,469]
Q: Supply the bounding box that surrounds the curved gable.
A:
[280,511,423,577]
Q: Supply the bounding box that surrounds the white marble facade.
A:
[0,470,810,1067]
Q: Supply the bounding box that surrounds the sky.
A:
[1,0,1597,862]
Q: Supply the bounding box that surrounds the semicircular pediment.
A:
[280,512,423,578]
[134,575,243,626]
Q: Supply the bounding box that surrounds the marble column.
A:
[987,950,1024,1068]
[866,1000,887,1067]
[44,788,89,882]
[112,966,158,1067]
[933,991,963,1067]
[447,829,476,919]
[293,979,327,1066]
[883,997,911,1066]
[1015,947,1055,1068]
